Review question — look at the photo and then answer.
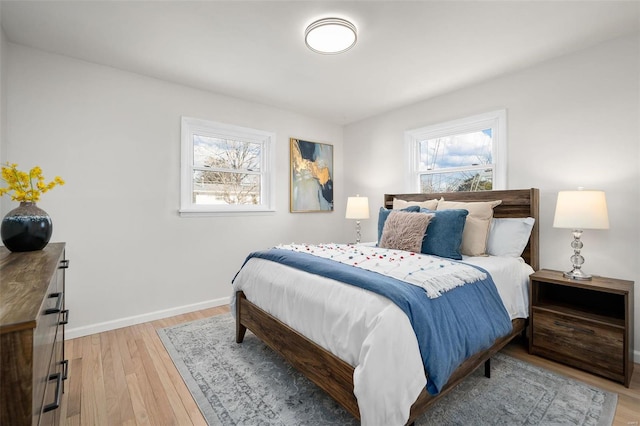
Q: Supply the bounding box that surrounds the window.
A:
[180,117,275,216]
[405,110,506,193]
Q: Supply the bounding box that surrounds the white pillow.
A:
[486,217,535,257]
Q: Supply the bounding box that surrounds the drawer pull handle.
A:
[61,359,69,381]
[43,372,62,412]
[553,320,595,335]
[60,309,69,325]
[59,259,70,269]
[45,292,63,315]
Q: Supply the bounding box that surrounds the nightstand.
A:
[529,269,634,387]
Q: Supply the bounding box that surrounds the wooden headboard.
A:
[384,188,540,270]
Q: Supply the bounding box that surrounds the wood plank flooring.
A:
[60,306,640,425]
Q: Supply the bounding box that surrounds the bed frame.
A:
[236,188,539,425]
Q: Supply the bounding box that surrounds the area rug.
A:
[157,313,618,425]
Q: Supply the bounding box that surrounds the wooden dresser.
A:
[0,243,69,425]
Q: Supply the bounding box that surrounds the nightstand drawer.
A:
[532,309,624,376]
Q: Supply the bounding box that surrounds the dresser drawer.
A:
[532,309,624,377]
[32,287,64,423]
[40,325,63,426]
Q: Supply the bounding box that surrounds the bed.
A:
[232,188,539,425]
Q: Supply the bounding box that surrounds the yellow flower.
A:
[14,190,27,201]
[0,162,65,203]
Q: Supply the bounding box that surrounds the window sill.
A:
[179,208,276,218]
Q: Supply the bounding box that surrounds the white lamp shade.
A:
[345,196,370,219]
[553,190,609,230]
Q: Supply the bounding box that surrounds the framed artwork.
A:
[290,138,334,212]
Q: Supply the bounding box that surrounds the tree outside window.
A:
[180,117,275,216]
[193,136,262,205]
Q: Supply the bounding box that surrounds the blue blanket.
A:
[236,248,513,395]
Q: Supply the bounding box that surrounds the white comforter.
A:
[231,253,533,426]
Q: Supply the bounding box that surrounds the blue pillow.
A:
[377,206,420,244]
[419,208,468,260]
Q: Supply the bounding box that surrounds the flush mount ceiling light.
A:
[305,18,357,54]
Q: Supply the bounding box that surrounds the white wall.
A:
[344,34,640,360]
[0,15,7,207]
[4,43,345,337]
[5,31,639,360]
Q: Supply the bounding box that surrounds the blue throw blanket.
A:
[235,248,513,395]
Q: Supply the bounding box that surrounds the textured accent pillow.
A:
[487,217,535,257]
[377,206,420,244]
[393,198,439,210]
[419,209,468,260]
[437,199,502,256]
[379,211,433,253]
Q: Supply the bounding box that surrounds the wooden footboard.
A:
[236,290,526,424]
[235,290,360,418]
[407,317,526,424]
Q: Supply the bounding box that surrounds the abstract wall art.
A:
[290,138,334,212]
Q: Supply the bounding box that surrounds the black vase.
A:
[1,202,53,252]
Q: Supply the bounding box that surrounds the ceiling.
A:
[1,1,639,125]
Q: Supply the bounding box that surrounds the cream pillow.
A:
[436,199,502,256]
[393,198,439,210]
[379,211,434,253]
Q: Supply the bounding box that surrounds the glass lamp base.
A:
[563,268,592,280]
[564,229,592,280]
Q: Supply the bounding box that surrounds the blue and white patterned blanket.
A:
[276,243,487,298]
[236,244,512,394]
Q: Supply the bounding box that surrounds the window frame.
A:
[179,116,276,216]
[404,109,507,193]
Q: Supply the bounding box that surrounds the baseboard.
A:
[65,296,230,339]
[635,349,640,364]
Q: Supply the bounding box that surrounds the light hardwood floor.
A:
[60,306,640,425]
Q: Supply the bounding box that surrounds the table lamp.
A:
[345,195,369,244]
[553,188,609,280]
